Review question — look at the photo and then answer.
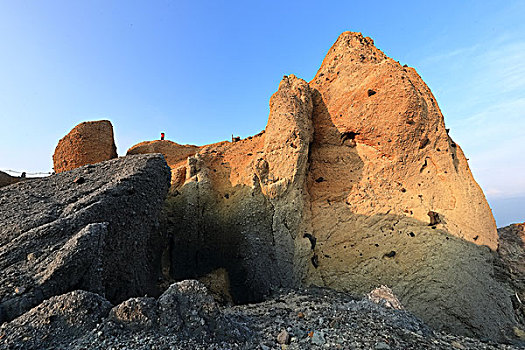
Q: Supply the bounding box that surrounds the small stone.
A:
[311,330,325,346]
[73,176,85,184]
[513,326,525,340]
[26,253,35,261]
[450,341,465,349]
[375,342,390,350]
[277,329,290,345]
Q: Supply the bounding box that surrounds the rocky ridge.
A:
[0,31,523,349]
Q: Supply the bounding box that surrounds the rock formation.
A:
[498,223,525,326]
[0,154,170,323]
[128,32,519,341]
[127,140,200,187]
[53,120,118,173]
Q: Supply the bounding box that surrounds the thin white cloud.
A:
[419,35,525,200]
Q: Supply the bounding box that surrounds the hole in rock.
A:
[340,131,360,146]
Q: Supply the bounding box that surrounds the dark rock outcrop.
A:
[498,223,525,329]
[0,154,171,323]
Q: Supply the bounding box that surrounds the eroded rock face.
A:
[0,154,170,322]
[163,75,313,303]
[498,223,525,324]
[302,31,513,341]
[308,32,497,249]
[124,33,516,341]
[53,120,118,173]
[127,140,201,186]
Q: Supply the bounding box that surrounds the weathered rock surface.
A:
[308,32,497,249]
[0,290,112,349]
[53,120,118,173]
[100,33,517,342]
[0,154,170,323]
[127,140,201,186]
[159,75,314,304]
[498,223,525,326]
[0,171,23,188]
[1,282,521,349]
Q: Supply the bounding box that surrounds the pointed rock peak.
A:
[312,32,390,83]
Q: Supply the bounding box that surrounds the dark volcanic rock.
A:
[0,154,171,323]
[3,282,520,349]
[0,290,112,350]
[498,223,525,329]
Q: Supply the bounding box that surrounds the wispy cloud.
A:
[419,35,525,200]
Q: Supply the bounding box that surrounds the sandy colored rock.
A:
[127,140,201,186]
[367,285,404,310]
[300,31,510,340]
[164,75,313,304]
[53,120,118,173]
[140,32,515,341]
[308,31,497,250]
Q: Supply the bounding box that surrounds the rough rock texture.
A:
[116,33,516,342]
[162,75,314,304]
[53,120,118,173]
[0,154,170,323]
[127,140,201,186]
[2,283,521,349]
[0,171,22,188]
[498,223,525,326]
[308,32,497,249]
[0,290,112,349]
[302,32,514,341]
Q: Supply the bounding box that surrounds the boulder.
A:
[53,120,118,173]
[0,154,171,322]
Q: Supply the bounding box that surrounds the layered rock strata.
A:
[53,120,118,173]
[0,154,170,322]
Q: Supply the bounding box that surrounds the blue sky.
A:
[0,1,523,226]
